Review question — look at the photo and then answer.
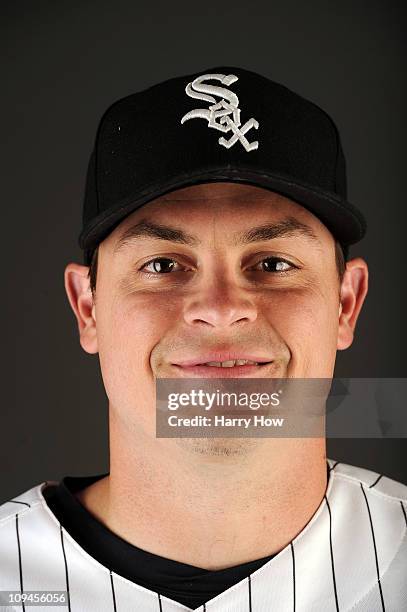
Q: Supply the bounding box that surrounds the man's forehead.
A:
[113,182,324,236]
[106,183,334,257]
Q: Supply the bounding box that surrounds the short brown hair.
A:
[88,241,347,298]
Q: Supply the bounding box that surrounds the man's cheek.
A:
[108,290,172,330]
[262,290,318,334]
[267,292,331,353]
[105,300,174,380]
[97,325,156,425]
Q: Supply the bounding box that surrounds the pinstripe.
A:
[248,574,252,612]
[157,591,163,611]
[369,474,383,489]
[360,483,385,611]
[15,513,25,612]
[109,570,117,611]
[325,496,339,611]
[400,501,407,526]
[10,500,31,508]
[59,526,71,612]
[290,542,296,612]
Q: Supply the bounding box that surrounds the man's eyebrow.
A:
[232,217,321,246]
[114,220,201,253]
[113,216,321,253]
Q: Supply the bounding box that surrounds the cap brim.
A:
[79,166,366,264]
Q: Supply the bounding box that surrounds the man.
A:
[1,67,406,611]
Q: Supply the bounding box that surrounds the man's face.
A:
[87,183,344,435]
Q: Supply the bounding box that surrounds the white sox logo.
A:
[180,73,259,152]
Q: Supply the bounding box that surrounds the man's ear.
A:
[337,257,369,350]
[64,263,98,354]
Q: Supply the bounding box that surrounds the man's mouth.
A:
[201,359,265,367]
[171,356,274,377]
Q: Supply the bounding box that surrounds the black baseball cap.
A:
[79,66,367,265]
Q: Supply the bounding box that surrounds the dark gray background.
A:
[2,0,406,502]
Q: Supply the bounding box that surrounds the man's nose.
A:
[182,276,258,329]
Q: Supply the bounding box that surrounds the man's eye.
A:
[141,257,181,274]
[252,257,295,272]
[140,256,296,275]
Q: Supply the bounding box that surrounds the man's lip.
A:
[172,354,273,367]
[171,362,275,378]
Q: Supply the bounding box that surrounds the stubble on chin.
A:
[174,437,259,459]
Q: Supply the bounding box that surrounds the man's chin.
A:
[174,436,260,459]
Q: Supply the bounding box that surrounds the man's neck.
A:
[75,426,328,570]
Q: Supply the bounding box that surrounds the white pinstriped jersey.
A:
[0,459,406,612]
